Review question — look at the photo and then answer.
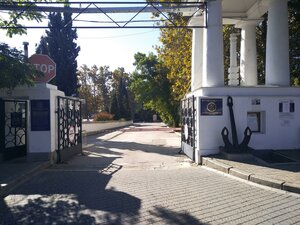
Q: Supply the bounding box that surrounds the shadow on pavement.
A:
[0,156,141,225]
[149,206,207,225]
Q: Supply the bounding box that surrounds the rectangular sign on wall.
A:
[31,100,50,131]
[200,98,223,116]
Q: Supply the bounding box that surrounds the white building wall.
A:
[0,83,65,162]
[190,87,300,156]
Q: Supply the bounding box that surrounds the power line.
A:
[79,29,156,39]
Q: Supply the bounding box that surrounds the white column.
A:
[228,33,239,86]
[202,0,224,87]
[266,0,290,86]
[191,29,203,91]
[239,22,258,86]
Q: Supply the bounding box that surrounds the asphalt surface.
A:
[1,123,300,225]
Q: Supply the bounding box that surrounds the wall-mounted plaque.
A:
[31,100,50,131]
[279,100,295,113]
[201,98,223,116]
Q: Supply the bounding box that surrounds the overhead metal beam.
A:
[0,2,203,14]
[0,1,206,29]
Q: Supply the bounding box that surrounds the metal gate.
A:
[181,96,196,161]
[56,96,82,163]
[0,99,27,161]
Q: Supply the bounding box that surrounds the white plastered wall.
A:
[190,87,300,158]
[0,83,65,162]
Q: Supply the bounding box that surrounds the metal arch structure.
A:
[0,1,206,29]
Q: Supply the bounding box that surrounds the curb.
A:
[98,130,125,141]
[202,157,300,194]
[0,161,51,197]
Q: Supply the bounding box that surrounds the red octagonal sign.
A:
[29,54,56,83]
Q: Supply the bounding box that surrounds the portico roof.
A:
[188,0,272,25]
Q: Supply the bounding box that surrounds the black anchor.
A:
[221,96,252,153]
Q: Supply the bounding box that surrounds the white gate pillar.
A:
[238,22,258,86]
[191,29,203,91]
[266,0,290,86]
[202,0,224,87]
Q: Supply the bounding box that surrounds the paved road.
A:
[1,123,300,225]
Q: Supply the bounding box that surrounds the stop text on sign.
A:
[29,54,56,83]
[33,63,55,74]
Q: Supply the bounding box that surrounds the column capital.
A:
[188,15,205,27]
[235,20,261,29]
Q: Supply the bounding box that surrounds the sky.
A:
[0,1,161,73]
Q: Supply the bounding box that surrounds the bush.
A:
[93,112,114,121]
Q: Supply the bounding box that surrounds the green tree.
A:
[0,0,66,37]
[0,42,42,90]
[110,91,120,120]
[110,68,131,120]
[77,65,95,118]
[156,16,192,100]
[92,65,112,112]
[36,8,80,96]
[130,52,179,127]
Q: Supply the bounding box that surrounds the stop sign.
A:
[29,54,56,83]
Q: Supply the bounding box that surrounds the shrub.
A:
[93,112,114,121]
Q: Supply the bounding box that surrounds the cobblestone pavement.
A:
[1,123,300,225]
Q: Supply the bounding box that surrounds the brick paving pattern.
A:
[1,123,300,225]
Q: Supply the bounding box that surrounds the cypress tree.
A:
[36,7,80,96]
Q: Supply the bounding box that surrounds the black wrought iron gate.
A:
[0,99,27,161]
[56,96,82,163]
[181,96,196,161]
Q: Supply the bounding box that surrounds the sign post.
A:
[29,54,56,83]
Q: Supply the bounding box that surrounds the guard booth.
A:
[0,53,83,163]
[0,83,83,163]
[183,0,300,164]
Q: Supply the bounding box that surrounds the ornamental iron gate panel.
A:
[57,96,82,163]
[0,99,27,161]
[181,96,196,161]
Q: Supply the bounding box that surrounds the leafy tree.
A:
[77,65,95,118]
[78,64,118,119]
[109,91,120,120]
[130,52,179,127]
[92,65,112,112]
[0,42,42,89]
[0,0,66,37]
[36,8,80,96]
[110,68,131,120]
[156,16,192,101]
